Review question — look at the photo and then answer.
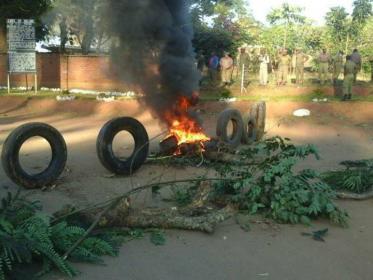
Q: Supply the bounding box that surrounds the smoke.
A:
[106,0,200,126]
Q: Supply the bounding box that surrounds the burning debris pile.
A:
[106,0,208,151]
[160,96,211,156]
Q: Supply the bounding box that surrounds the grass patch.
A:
[0,90,96,100]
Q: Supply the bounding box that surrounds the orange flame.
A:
[164,95,210,149]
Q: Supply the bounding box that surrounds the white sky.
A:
[248,0,354,25]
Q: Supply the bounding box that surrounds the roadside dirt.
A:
[0,96,373,280]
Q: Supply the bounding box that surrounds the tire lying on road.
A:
[241,113,257,144]
[255,101,266,141]
[1,123,67,189]
[216,109,244,148]
[96,117,149,175]
[244,101,266,142]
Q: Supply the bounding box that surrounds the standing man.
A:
[238,48,251,88]
[350,49,362,82]
[332,50,344,84]
[295,48,308,85]
[197,51,205,74]
[259,49,270,86]
[271,51,280,84]
[208,52,220,85]
[291,51,297,76]
[343,55,356,101]
[251,50,260,75]
[220,52,234,86]
[196,51,206,85]
[277,49,291,86]
[370,55,373,82]
[318,49,331,85]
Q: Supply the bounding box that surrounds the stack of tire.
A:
[1,102,266,189]
[216,101,266,148]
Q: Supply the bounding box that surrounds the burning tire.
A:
[1,123,67,189]
[96,117,149,175]
[216,109,244,148]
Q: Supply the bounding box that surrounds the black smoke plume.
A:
[106,0,200,125]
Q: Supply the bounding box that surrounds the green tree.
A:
[352,0,373,24]
[45,0,110,54]
[325,1,372,54]
[0,0,52,52]
[266,3,305,48]
[192,0,259,57]
[357,16,373,77]
[325,7,350,52]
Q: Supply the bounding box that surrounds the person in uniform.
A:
[251,50,260,75]
[370,55,373,82]
[295,48,308,85]
[318,49,331,85]
[208,52,220,84]
[343,55,356,101]
[197,52,205,73]
[277,49,291,86]
[259,48,270,86]
[271,52,279,84]
[220,52,234,86]
[332,50,344,84]
[350,49,362,82]
[238,48,251,87]
[291,51,297,76]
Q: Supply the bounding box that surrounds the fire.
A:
[169,118,210,146]
[164,95,210,150]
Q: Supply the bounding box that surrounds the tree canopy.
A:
[0,0,52,41]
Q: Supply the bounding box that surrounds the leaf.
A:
[301,228,328,242]
[300,216,311,225]
[235,214,251,232]
[151,185,161,195]
[150,231,166,246]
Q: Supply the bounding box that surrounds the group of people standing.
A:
[198,47,363,100]
[316,48,362,100]
[200,48,273,88]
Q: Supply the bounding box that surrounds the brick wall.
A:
[0,53,130,92]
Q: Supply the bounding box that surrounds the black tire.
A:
[255,101,267,141]
[1,123,67,189]
[216,109,244,148]
[96,117,149,175]
[241,113,257,144]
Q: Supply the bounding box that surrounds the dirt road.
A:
[0,96,373,280]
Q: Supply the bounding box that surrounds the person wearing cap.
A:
[251,49,260,75]
[259,48,270,86]
[332,50,344,83]
[370,55,373,82]
[208,52,220,84]
[342,55,356,101]
[318,48,331,85]
[350,49,362,82]
[291,51,297,76]
[220,52,234,86]
[295,48,308,85]
[277,49,291,86]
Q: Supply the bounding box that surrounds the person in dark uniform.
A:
[343,55,356,101]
